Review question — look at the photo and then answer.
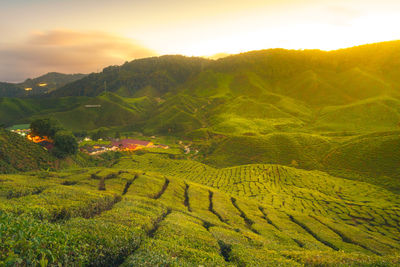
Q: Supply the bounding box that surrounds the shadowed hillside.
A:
[1,41,400,184]
[1,41,400,266]
[0,129,54,173]
[0,72,86,97]
[52,56,210,97]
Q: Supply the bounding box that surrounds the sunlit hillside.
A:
[1,41,400,266]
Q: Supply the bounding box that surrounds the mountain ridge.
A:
[0,72,87,97]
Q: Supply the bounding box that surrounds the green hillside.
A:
[0,97,89,126]
[3,41,400,136]
[52,56,210,97]
[48,93,156,131]
[0,129,54,173]
[2,41,400,265]
[323,132,400,191]
[202,133,332,169]
[0,72,86,97]
[1,154,399,266]
[0,82,23,97]
[21,72,87,93]
[1,41,400,181]
[313,96,400,132]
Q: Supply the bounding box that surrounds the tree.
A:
[91,129,106,141]
[73,130,87,139]
[30,118,62,138]
[52,131,78,158]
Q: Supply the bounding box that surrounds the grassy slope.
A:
[202,133,332,169]
[323,132,400,192]
[0,96,89,126]
[48,93,156,131]
[0,129,54,173]
[1,154,399,266]
[3,41,400,135]
[0,93,155,131]
[2,43,400,183]
[313,96,400,132]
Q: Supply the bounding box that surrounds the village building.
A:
[111,139,154,151]
[6,124,30,136]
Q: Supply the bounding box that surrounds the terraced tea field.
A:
[1,155,400,266]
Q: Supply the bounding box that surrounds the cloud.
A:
[324,5,360,26]
[0,30,157,82]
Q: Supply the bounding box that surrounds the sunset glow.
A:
[1,0,400,81]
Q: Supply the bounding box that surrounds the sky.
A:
[1,0,400,82]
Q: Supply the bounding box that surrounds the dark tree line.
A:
[30,118,78,158]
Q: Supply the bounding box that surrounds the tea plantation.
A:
[1,154,399,266]
[2,41,400,266]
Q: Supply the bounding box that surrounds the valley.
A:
[1,154,399,266]
[1,41,400,266]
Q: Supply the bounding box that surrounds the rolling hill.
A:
[1,41,400,181]
[1,154,399,266]
[0,129,54,173]
[1,40,400,265]
[0,72,86,97]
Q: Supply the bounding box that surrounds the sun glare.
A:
[137,5,400,57]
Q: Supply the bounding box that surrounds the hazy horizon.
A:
[1,0,400,82]
[2,39,400,83]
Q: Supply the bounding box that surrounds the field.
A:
[1,153,399,266]
[2,41,400,266]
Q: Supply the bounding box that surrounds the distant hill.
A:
[2,42,400,266]
[52,56,210,97]
[0,72,87,97]
[47,92,156,131]
[1,41,400,183]
[38,41,400,137]
[2,41,400,136]
[0,82,22,98]
[51,41,400,104]
[0,96,90,126]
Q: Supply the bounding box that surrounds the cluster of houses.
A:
[7,124,54,150]
[7,124,30,136]
[26,134,54,150]
[7,124,169,155]
[81,139,169,155]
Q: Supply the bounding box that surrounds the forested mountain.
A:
[0,72,86,97]
[2,41,400,184]
[2,41,400,266]
[52,56,210,97]
[52,41,400,103]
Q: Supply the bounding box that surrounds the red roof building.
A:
[111,139,153,150]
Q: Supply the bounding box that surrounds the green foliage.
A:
[0,129,53,173]
[323,132,400,191]
[1,161,399,266]
[0,72,86,98]
[73,130,87,138]
[30,118,62,138]
[63,218,144,266]
[202,133,332,168]
[2,41,400,266]
[0,211,86,266]
[53,131,78,158]
[91,128,107,141]
[0,211,144,266]
[52,55,210,97]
